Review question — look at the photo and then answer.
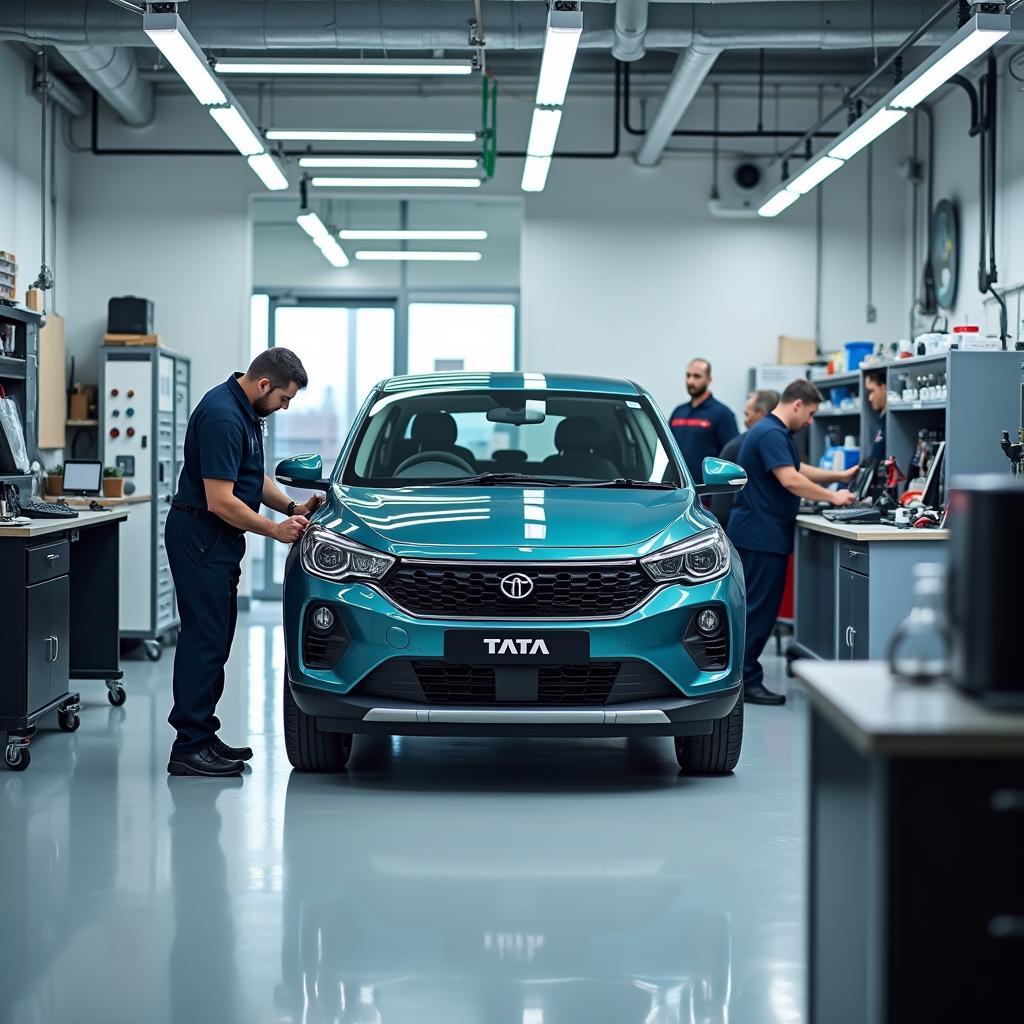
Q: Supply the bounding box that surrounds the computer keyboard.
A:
[20,500,79,520]
[820,506,882,524]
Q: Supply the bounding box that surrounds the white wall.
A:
[0,43,72,467]
[913,63,1024,345]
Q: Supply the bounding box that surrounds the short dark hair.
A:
[753,389,780,415]
[780,379,823,405]
[688,358,712,376]
[864,368,886,388]
[247,348,308,390]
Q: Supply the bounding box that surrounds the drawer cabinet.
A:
[838,569,870,660]
[26,575,70,713]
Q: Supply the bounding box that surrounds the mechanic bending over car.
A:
[165,349,324,778]
[726,379,857,707]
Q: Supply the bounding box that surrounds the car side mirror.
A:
[696,457,747,496]
[275,454,330,491]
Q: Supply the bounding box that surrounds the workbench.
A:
[790,513,948,666]
[793,661,1024,1024]
[0,508,128,770]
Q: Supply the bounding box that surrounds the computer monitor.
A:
[920,440,945,509]
[853,460,878,502]
[62,459,102,496]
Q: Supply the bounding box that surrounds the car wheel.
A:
[282,672,353,772]
[675,688,743,775]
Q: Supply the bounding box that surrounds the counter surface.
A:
[795,513,949,543]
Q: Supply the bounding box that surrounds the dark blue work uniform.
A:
[869,413,886,462]
[669,395,739,483]
[726,414,800,690]
[165,373,265,755]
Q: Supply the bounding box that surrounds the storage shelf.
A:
[66,419,98,427]
[0,355,27,379]
[811,372,861,387]
[815,408,861,418]
[889,401,947,413]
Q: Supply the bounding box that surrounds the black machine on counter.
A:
[947,475,1024,709]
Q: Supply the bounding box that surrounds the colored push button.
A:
[109,428,120,439]
[127,390,135,398]
[126,427,136,438]
[111,409,120,417]
[125,407,135,417]
[110,388,119,397]
[385,626,410,650]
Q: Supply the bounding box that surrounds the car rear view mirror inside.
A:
[696,457,747,496]
[276,453,331,491]
[486,400,546,425]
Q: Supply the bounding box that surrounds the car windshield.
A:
[342,389,686,489]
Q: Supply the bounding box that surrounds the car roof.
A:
[379,372,641,397]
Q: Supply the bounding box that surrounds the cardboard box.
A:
[103,333,163,347]
[69,387,94,422]
[777,335,818,365]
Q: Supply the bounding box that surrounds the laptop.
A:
[62,459,103,496]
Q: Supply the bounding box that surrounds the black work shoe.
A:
[167,746,245,777]
[744,683,787,706]
[211,737,254,762]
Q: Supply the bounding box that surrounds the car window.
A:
[342,389,684,488]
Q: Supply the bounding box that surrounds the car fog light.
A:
[696,608,721,635]
[311,606,335,632]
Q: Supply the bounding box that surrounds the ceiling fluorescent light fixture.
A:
[521,154,552,193]
[786,155,845,196]
[355,251,483,262]
[757,189,800,218]
[828,108,908,161]
[247,153,288,190]
[310,177,482,189]
[143,12,226,106]
[296,211,330,239]
[889,13,1009,110]
[299,157,479,170]
[339,229,488,241]
[267,129,478,144]
[536,5,583,107]
[209,102,264,156]
[314,236,350,268]
[216,58,474,76]
[526,108,563,158]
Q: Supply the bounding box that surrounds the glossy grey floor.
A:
[0,606,806,1024]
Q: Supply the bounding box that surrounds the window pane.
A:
[407,303,516,375]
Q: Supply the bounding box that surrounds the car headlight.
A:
[641,528,731,584]
[300,528,394,583]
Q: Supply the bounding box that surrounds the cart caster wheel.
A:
[58,710,81,733]
[5,746,29,771]
[107,686,127,707]
[144,641,162,662]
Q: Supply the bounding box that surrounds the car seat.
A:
[541,417,619,479]
[392,411,476,469]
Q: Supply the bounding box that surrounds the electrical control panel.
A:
[103,359,153,491]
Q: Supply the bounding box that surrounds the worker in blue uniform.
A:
[669,358,739,484]
[165,349,322,777]
[728,379,857,705]
[864,368,888,461]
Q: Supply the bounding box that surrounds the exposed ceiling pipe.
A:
[636,45,721,166]
[56,44,153,125]
[612,0,650,62]
[0,2,992,51]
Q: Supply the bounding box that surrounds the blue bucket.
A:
[845,341,873,371]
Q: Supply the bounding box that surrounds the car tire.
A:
[283,672,353,772]
[674,689,743,775]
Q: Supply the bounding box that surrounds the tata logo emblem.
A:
[484,638,551,656]
[499,572,535,600]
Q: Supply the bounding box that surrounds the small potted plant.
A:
[46,464,64,496]
[102,465,125,498]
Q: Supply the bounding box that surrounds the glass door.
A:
[255,301,396,598]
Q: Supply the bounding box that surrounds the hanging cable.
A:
[31,50,54,294]
[866,146,876,324]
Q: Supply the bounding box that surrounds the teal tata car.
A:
[277,372,747,775]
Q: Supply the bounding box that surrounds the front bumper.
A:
[284,563,744,737]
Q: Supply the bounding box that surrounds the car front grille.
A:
[355,659,681,706]
[378,562,656,618]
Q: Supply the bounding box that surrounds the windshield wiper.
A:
[436,472,573,487]
[578,478,681,490]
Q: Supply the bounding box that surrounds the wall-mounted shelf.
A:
[66,419,98,427]
[0,355,27,380]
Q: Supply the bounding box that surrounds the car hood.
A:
[314,484,712,560]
